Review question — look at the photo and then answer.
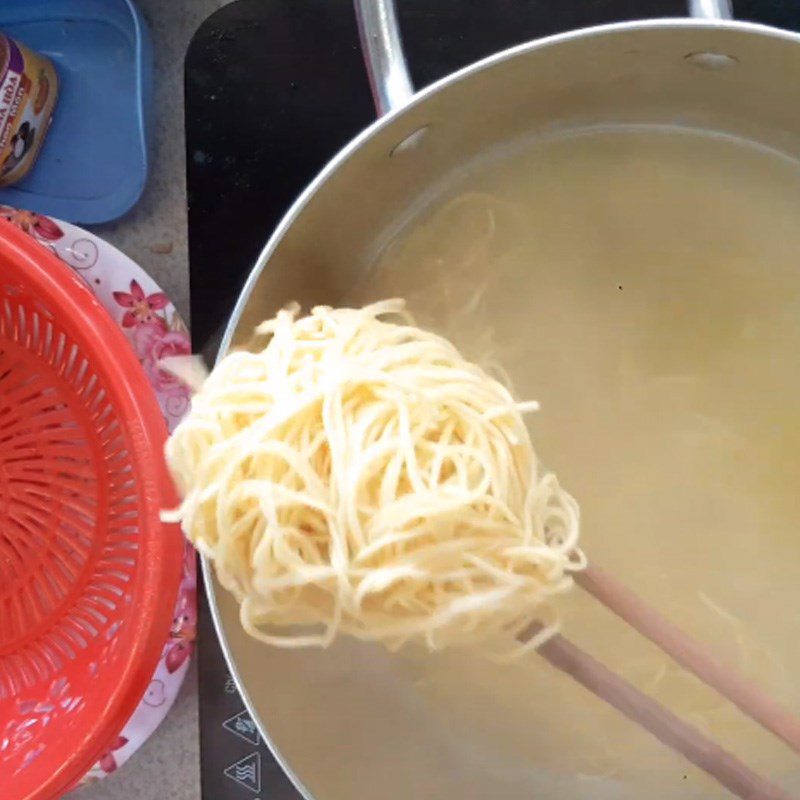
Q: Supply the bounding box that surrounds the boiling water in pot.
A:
[347,126,800,795]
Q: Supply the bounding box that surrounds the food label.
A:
[0,34,58,186]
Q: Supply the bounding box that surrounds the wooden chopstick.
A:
[576,564,800,756]
[519,622,795,800]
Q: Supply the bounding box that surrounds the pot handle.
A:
[689,0,733,18]
[354,0,734,117]
[354,0,415,116]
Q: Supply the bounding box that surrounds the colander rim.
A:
[0,219,184,800]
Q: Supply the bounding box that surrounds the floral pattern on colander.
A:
[0,206,197,786]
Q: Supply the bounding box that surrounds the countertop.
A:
[75,1,231,798]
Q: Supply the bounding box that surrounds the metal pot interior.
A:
[212,21,800,799]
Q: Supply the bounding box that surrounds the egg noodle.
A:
[164,300,584,656]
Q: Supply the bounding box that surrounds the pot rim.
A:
[207,16,799,800]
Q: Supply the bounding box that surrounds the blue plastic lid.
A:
[0,0,152,224]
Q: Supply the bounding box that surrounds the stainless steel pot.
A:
[206,2,800,797]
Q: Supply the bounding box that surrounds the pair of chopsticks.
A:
[519,564,799,799]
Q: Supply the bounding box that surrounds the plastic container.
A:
[0,0,152,223]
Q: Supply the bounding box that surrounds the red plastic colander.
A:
[0,220,183,800]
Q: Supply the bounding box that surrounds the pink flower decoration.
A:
[113,279,169,328]
[165,586,197,674]
[132,322,192,394]
[165,641,192,674]
[172,587,197,639]
[183,546,197,587]
[0,206,63,241]
[98,736,128,774]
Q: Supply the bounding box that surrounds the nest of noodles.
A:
[165,300,585,657]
